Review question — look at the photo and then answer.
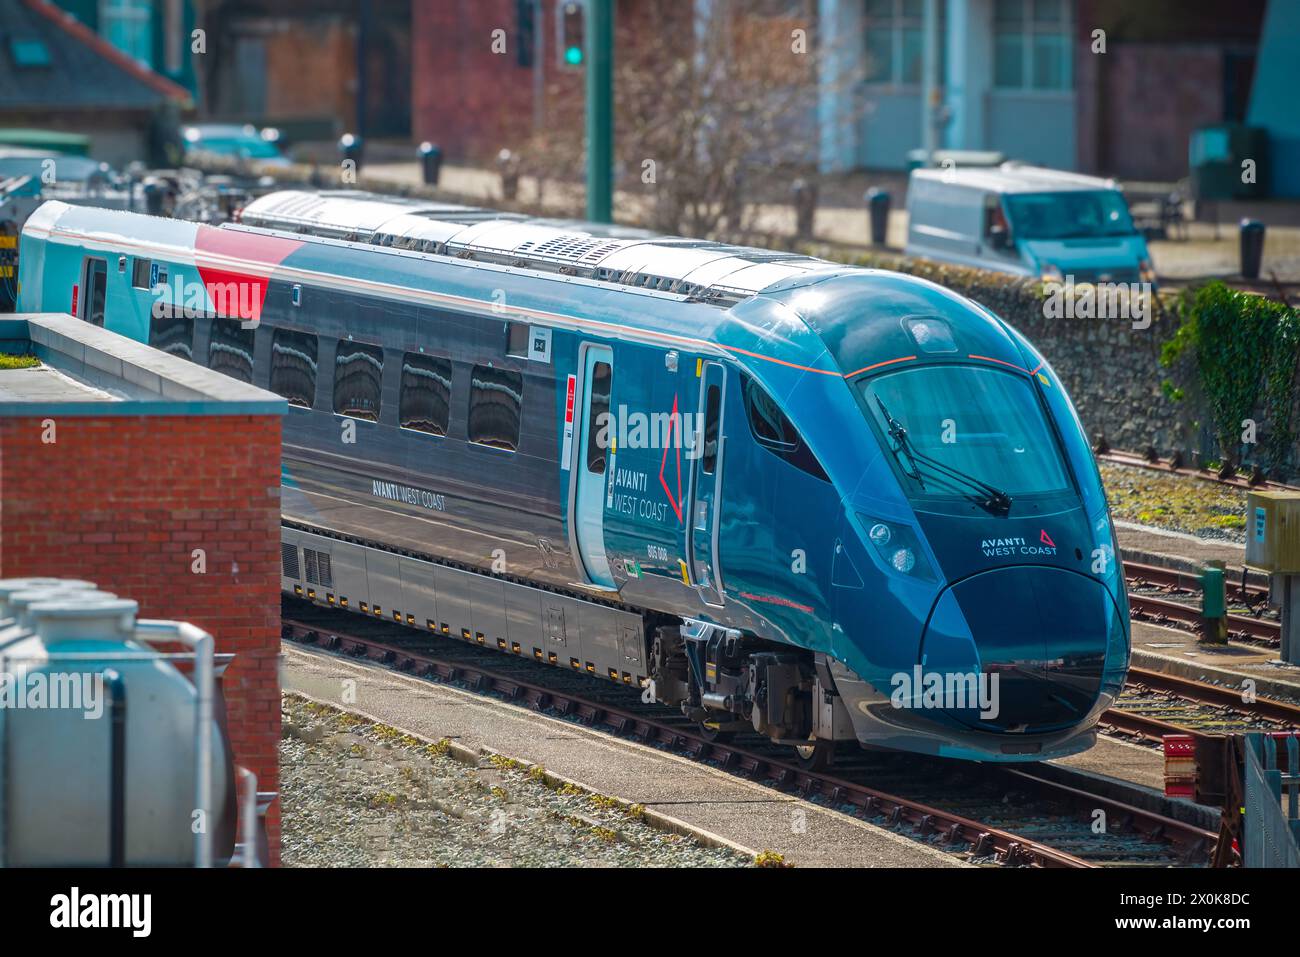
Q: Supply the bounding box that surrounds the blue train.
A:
[16,190,1129,766]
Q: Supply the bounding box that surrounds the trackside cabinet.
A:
[1245,492,1300,664]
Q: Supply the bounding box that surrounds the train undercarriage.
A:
[280,522,857,769]
[648,621,857,769]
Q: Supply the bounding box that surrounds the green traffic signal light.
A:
[565,45,583,66]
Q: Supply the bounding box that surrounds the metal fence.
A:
[1243,732,1300,868]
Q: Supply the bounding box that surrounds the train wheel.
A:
[698,721,734,744]
[793,735,834,772]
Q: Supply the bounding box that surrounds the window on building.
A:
[993,0,1071,91]
[100,0,154,66]
[270,329,319,409]
[209,317,256,383]
[333,341,384,421]
[149,312,194,361]
[862,0,942,86]
[10,38,51,68]
[468,365,523,452]
[399,352,453,436]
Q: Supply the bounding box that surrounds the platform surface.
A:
[280,643,966,868]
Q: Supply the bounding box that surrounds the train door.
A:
[80,256,107,326]
[572,344,616,589]
[687,362,725,606]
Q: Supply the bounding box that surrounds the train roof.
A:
[25,196,1035,395]
[236,190,837,306]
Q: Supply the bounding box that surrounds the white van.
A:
[904,163,1155,285]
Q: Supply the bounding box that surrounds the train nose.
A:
[917,566,1123,734]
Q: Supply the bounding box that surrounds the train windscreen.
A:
[859,364,1071,500]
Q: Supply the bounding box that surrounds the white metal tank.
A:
[0,596,234,866]
[0,578,95,621]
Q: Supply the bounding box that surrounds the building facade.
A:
[818,0,1281,181]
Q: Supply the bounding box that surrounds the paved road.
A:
[361,160,1300,281]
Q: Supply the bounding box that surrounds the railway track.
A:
[1103,666,1300,745]
[1124,560,1268,608]
[1126,592,1280,645]
[1098,448,1297,492]
[281,598,1219,868]
[1122,559,1279,646]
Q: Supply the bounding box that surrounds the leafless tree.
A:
[519,0,860,240]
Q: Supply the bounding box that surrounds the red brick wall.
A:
[411,0,565,161]
[0,414,283,865]
[262,20,356,125]
[1076,42,1227,180]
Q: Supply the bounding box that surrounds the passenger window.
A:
[701,384,721,474]
[149,311,194,361]
[586,361,612,474]
[131,258,152,289]
[83,257,107,327]
[468,364,523,452]
[399,352,453,436]
[506,322,530,357]
[742,376,830,482]
[270,329,319,408]
[208,317,255,383]
[333,340,384,421]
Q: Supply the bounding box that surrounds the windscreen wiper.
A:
[875,395,926,491]
[874,396,1014,516]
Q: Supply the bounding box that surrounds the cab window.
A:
[742,376,830,482]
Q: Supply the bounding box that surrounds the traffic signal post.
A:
[585,0,613,223]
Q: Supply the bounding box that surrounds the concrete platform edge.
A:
[1131,648,1300,702]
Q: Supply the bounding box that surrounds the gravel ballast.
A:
[280,694,756,868]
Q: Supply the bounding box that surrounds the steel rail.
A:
[281,615,1218,868]
[1126,592,1280,645]
[1126,666,1300,726]
[1098,448,1296,492]
[1124,559,1267,605]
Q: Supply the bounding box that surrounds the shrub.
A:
[0,353,39,370]
[1160,282,1300,470]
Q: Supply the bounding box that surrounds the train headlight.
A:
[856,514,935,581]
